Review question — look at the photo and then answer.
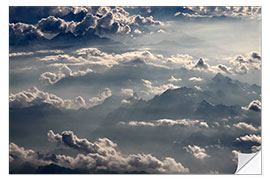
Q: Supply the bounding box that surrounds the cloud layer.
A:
[10,130,189,174]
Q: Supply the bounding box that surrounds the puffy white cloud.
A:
[242,100,261,112]
[40,65,92,85]
[45,130,189,173]
[236,134,261,144]
[119,118,209,128]
[41,48,163,69]
[89,88,112,107]
[121,88,134,97]
[168,76,182,82]
[9,87,87,109]
[9,87,66,108]
[227,51,261,74]
[166,54,193,66]
[188,77,204,82]
[134,29,142,34]
[233,122,259,132]
[142,79,180,96]
[184,145,210,160]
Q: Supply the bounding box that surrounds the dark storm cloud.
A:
[10,6,163,46]
[37,16,73,34]
[9,22,45,45]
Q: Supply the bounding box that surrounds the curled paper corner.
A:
[235,150,261,174]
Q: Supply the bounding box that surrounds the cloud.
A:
[40,65,93,85]
[142,79,180,96]
[119,118,209,128]
[165,55,220,73]
[194,85,202,91]
[89,88,112,107]
[251,145,261,152]
[75,96,86,107]
[121,88,134,97]
[228,51,261,74]
[37,16,73,34]
[9,87,86,109]
[233,122,259,132]
[166,54,193,66]
[242,100,261,112]
[9,22,44,45]
[217,64,233,74]
[45,130,189,173]
[178,6,261,19]
[168,76,182,82]
[9,50,64,57]
[73,13,98,35]
[41,48,163,69]
[236,134,261,144]
[184,145,210,160]
[188,77,204,82]
[121,99,131,104]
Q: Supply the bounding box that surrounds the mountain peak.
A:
[212,72,232,82]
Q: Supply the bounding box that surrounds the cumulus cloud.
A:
[217,64,233,74]
[119,118,209,128]
[227,51,261,74]
[11,6,163,43]
[121,88,134,97]
[142,79,180,96]
[233,122,259,132]
[37,16,74,34]
[9,87,87,109]
[188,77,204,82]
[40,65,92,85]
[184,145,210,160]
[9,22,44,45]
[236,134,261,144]
[166,54,193,66]
[89,88,112,107]
[168,76,182,82]
[242,100,261,112]
[44,130,189,173]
